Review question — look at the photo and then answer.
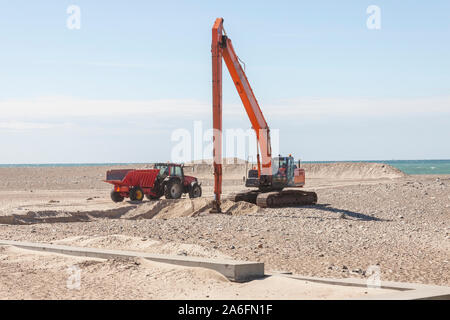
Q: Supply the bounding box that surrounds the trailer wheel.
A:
[110,191,124,203]
[189,184,202,198]
[164,180,183,199]
[130,187,144,201]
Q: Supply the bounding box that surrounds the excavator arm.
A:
[211,18,272,212]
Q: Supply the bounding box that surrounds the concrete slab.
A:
[0,240,264,282]
[266,273,450,300]
[1,239,448,299]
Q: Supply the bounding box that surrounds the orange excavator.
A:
[211,18,317,212]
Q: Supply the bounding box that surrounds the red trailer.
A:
[104,163,202,202]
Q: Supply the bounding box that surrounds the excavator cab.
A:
[271,156,295,189]
[245,155,297,190]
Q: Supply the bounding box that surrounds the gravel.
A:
[0,175,449,286]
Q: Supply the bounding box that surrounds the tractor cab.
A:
[153,163,200,185]
[154,164,169,178]
[154,163,184,179]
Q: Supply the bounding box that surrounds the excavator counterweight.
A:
[211,18,317,211]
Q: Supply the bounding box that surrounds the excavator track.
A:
[256,190,317,208]
[228,190,259,204]
[228,190,317,208]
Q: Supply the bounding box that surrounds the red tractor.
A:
[104,163,202,202]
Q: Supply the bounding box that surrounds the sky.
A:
[0,0,449,163]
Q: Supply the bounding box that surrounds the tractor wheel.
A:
[110,191,124,203]
[189,184,202,199]
[129,187,144,201]
[164,180,183,199]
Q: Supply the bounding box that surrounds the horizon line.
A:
[0,158,449,166]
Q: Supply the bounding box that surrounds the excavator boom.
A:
[221,33,273,174]
[211,18,272,211]
[211,18,317,211]
[211,18,223,211]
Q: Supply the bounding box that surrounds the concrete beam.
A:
[266,273,450,300]
[3,239,447,299]
[0,240,264,282]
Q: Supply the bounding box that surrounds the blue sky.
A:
[0,0,449,163]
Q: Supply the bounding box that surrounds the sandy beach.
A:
[0,162,449,299]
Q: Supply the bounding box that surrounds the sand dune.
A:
[0,161,406,192]
[186,160,406,181]
[303,162,406,180]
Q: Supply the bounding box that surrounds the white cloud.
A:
[0,121,72,131]
[0,97,210,118]
[0,96,448,123]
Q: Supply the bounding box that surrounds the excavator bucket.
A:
[210,199,222,213]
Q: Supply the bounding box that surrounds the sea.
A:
[0,160,449,175]
[302,160,450,175]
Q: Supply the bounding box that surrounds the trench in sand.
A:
[0,198,260,225]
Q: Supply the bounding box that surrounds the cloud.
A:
[0,121,72,131]
[0,97,210,118]
[0,96,448,124]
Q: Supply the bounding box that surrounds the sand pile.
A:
[303,162,406,180]
[124,198,260,220]
[0,198,260,225]
[54,234,231,259]
[185,160,406,181]
[185,164,247,181]
[122,198,212,219]
[219,200,260,215]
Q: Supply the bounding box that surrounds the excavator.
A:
[210,18,317,212]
